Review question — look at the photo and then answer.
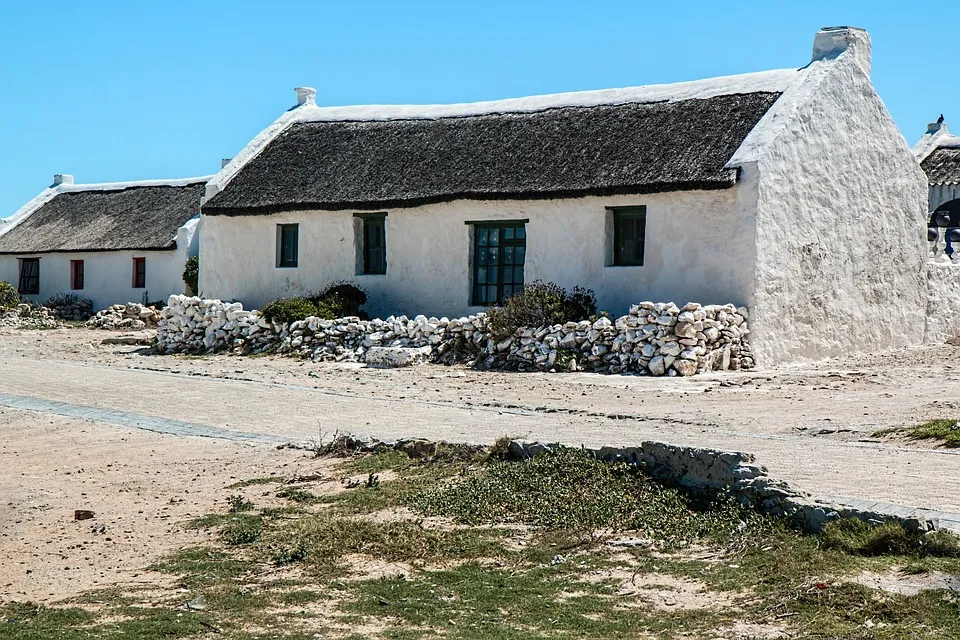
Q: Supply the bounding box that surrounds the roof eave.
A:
[202,178,739,217]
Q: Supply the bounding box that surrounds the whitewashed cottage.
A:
[914,118,960,254]
[0,175,208,310]
[198,26,927,367]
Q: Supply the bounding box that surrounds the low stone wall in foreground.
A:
[157,296,754,375]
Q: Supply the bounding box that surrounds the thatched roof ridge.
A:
[203,91,783,215]
[0,179,208,254]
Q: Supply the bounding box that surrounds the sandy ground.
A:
[2,325,960,605]
[0,406,335,603]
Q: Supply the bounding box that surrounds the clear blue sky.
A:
[0,0,954,215]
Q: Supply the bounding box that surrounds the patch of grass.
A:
[339,560,715,639]
[260,513,507,570]
[411,447,774,547]
[875,419,960,447]
[225,476,282,489]
[277,486,319,504]
[227,494,255,513]
[822,518,960,557]
[221,514,264,545]
[150,547,256,589]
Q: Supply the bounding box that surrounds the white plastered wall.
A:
[0,243,191,310]
[200,190,755,319]
[747,51,928,365]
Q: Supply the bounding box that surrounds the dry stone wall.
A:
[86,303,163,331]
[158,295,753,375]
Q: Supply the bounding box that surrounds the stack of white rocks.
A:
[157,296,753,375]
[0,304,59,329]
[86,303,163,331]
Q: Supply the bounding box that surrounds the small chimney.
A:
[53,174,74,186]
[295,86,317,107]
[812,26,871,76]
[927,117,947,136]
[221,158,232,169]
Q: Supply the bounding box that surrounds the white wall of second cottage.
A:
[199,190,755,320]
[0,246,190,310]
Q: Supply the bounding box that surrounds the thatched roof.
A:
[203,91,784,215]
[921,147,960,186]
[0,180,207,255]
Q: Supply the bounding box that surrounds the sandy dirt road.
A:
[2,329,960,515]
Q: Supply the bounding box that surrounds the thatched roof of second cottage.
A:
[0,178,208,255]
[203,69,803,215]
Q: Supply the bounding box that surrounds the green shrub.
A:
[487,281,598,339]
[0,281,20,309]
[309,282,368,319]
[182,255,199,294]
[44,292,88,308]
[261,297,319,324]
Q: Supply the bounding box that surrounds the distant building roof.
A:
[0,178,209,255]
[202,69,802,216]
[914,122,960,187]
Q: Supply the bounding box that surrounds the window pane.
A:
[488,228,499,244]
[514,246,525,264]
[514,226,525,240]
[513,266,524,284]
[487,266,498,284]
[503,246,513,264]
[477,228,488,246]
[504,227,514,240]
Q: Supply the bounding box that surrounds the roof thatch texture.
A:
[0,182,205,254]
[203,92,782,215]
[921,147,960,186]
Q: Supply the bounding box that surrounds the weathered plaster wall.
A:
[748,53,928,365]
[0,246,190,310]
[924,261,960,344]
[200,191,755,319]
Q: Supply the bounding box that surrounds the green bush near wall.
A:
[0,281,20,310]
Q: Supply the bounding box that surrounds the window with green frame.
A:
[360,214,387,274]
[611,206,646,266]
[277,223,299,268]
[472,222,526,305]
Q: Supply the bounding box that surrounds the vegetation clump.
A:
[876,419,960,448]
[0,281,20,309]
[822,518,960,557]
[261,282,368,324]
[261,297,319,324]
[411,446,770,546]
[182,255,199,294]
[487,281,598,339]
[309,282,368,320]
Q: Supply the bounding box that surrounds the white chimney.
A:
[927,118,947,136]
[295,86,317,106]
[53,174,74,186]
[812,26,871,76]
[221,158,232,169]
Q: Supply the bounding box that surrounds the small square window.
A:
[132,257,146,288]
[611,206,646,266]
[277,224,299,268]
[18,258,39,295]
[71,260,84,290]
